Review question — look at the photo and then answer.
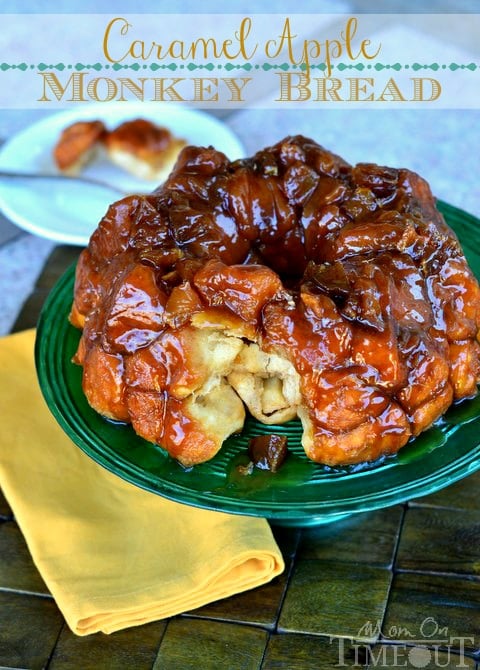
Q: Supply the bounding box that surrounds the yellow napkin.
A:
[0,329,284,636]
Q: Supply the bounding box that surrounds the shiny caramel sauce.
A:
[105,118,173,157]
[71,135,480,466]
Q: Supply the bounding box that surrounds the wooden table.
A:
[1,245,479,670]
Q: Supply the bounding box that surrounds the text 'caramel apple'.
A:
[70,135,480,468]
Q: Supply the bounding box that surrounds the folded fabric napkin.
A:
[0,329,284,635]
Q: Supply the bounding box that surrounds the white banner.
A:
[0,13,479,108]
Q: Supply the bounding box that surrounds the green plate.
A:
[35,201,480,526]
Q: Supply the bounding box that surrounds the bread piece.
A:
[104,118,186,181]
[53,120,106,174]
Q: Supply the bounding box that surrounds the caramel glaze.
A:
[54,120,106,172]
[104,118,174,158]
[71,135,480,466]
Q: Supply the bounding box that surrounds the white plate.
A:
[0,103,245,246]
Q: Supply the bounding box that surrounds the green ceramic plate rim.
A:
[35,200,480,524]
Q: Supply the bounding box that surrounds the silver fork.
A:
[0,170,128,195]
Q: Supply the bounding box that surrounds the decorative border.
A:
[1,62,479,72]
